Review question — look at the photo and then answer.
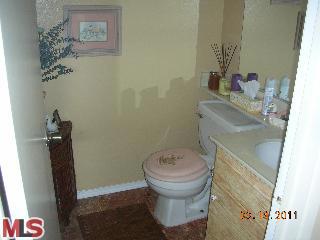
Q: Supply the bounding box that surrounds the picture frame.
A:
[63,5,122,56]
[293,11,305,50]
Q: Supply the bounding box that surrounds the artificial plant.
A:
[211,43,237,77]
[38,19,79,82]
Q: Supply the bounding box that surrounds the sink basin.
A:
[255,139,284,170]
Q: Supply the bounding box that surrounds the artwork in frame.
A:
[63,5,121,56]
[79,21,108,42]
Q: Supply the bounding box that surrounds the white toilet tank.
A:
[198,100,265,167]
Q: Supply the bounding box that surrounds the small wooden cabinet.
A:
[49,121,77,226]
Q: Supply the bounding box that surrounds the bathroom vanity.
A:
[205,129,284,240]
[204,90,286,240]
[206,147,273,240]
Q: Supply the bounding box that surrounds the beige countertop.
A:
[210,127,285,187]
[204,88,287,187]
[204,87,290,127]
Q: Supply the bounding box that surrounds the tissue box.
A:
[230,91,262,113]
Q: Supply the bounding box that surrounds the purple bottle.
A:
[247,73,258,82]
[231,74,242,91]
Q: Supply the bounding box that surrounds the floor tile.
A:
[61,187,207,240]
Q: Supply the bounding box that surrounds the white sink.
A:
[255,139,284,170]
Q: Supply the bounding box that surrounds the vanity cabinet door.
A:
[206,148,273,240]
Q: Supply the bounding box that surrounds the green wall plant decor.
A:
[38,19,79,82]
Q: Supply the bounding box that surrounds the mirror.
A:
[223,0,308,101]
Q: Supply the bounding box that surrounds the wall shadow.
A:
[98,76,202,184]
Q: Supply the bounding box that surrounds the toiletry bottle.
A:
[279,76,290,101]
[247,73,258,82]
[208,71,220,90]
[261,78,275,115]
[231,74,242,91]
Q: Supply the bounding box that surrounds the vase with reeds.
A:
[211,43,237,96]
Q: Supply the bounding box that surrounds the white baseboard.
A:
[77,180,148,199]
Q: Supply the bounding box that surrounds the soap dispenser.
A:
[261,78,275,116]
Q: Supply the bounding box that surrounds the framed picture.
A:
[293,11,305,50]
[63,5,122,56]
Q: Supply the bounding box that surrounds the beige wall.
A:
[37,0,223,190]
[239,0,300,88]
[221,0,244,74]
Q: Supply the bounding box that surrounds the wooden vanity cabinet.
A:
[206,147,273,240]
[49,121,77,226]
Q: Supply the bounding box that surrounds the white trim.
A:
[77,180,148,199]
[265,0,320,239]
[0,17,29,220]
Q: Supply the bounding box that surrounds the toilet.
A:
[143,100,265,227]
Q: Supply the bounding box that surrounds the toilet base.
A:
[154,186,210,227]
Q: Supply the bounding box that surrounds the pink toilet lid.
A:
[143,148,209,182]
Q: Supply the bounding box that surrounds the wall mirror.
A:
[224,0,308,101]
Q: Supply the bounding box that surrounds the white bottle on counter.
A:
[279,76,290,101]
[261,78,275,115]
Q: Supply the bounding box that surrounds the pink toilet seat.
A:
[143,148,209,182]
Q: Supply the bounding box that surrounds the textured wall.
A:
[37,0,223,190]
[221,0,244,75]
[239,0,300,89]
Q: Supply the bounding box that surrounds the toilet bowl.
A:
[143,100,265,227]
[143,148,210,227]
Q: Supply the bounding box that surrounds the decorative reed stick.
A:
[210,43,237,77]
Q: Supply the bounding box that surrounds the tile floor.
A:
[62,187,207,240]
